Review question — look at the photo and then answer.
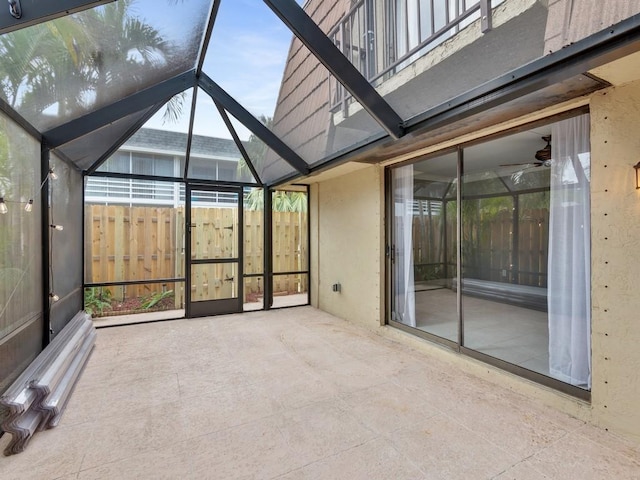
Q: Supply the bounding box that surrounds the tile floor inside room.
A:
[2,306,639,479]
[415,288,550,376]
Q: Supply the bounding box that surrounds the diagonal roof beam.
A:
[199,73,309,176]
[195,0,221,76]
[44,70,196,148]
[0,92,40,140]
[213,99,264,186]
[84,101,166,175]
[263,0,405,139]
[0,0,115,35]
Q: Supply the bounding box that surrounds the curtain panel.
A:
[548,114,591,388]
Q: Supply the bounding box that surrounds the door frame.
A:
[185,183,244,318]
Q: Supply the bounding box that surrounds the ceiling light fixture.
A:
[534,135,552,161]
[8,0,22,19]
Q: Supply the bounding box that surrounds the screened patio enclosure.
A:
[3,0,640,420]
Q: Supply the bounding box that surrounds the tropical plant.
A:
[84,287,112,316]
[141,289,173,310]
[78,0,173,105]
[0,0,177,125]
[244,188,307,213]
[236,115,274,183]
[245,115,273,162]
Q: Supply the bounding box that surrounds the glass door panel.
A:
[187,186,242,317]
[390,152,459,343]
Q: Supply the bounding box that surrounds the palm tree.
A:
[0,28,49,108]
[236,115,273,183]
[20,18,97,122]
[244,188,307,213]
[78,0,173,106]
[0,0,177,125]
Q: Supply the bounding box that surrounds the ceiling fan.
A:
[500,135,552,168]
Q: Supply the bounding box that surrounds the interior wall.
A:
[310,166,384,327]
[49,154,84,338]
[589,80,640,440]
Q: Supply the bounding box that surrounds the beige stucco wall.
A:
[309,80,640,443]
[309,166,384,328]
[589,80,640,440]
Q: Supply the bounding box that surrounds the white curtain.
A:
[548,114,591,388]
[393,165,416,327]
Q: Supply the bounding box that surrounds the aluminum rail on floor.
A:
[0,311,95,455]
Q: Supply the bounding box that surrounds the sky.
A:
[143,0,303,141]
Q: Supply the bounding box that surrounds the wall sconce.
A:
[635,162,640,189]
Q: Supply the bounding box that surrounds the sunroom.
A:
[2,0,640,469]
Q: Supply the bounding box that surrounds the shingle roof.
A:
[124,128,241,158]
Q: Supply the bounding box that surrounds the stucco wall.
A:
[310,166,384,328]
[589,81,640,440]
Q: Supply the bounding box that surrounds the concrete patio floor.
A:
[1,306,639,479]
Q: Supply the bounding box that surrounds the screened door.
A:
[186,185,243,317]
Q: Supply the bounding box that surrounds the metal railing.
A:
[85,178,237,207]
[328,0,496,113]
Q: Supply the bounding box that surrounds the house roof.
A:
[123,128,241,159]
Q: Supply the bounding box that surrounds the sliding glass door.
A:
[388,112,591,394]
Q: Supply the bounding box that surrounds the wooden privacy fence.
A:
[411,207,549,286]
[85,205,308,304]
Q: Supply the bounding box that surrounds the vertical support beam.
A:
[383,168,392,327]
[264,187,273,310]
[214,100,263,185]
[456,147,463,350]
[480,0,492,33]
[199,74,309,177]
[237,186,244,312]
[81,171,86,311]
[41,145,50,349]
[185,184,193,317]
[305,184,311,307]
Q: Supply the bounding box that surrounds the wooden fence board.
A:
[411,207,549,286]
[86,205,307,305]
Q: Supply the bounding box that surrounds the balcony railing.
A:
[85,178,237,207]
[328,0,495,113]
